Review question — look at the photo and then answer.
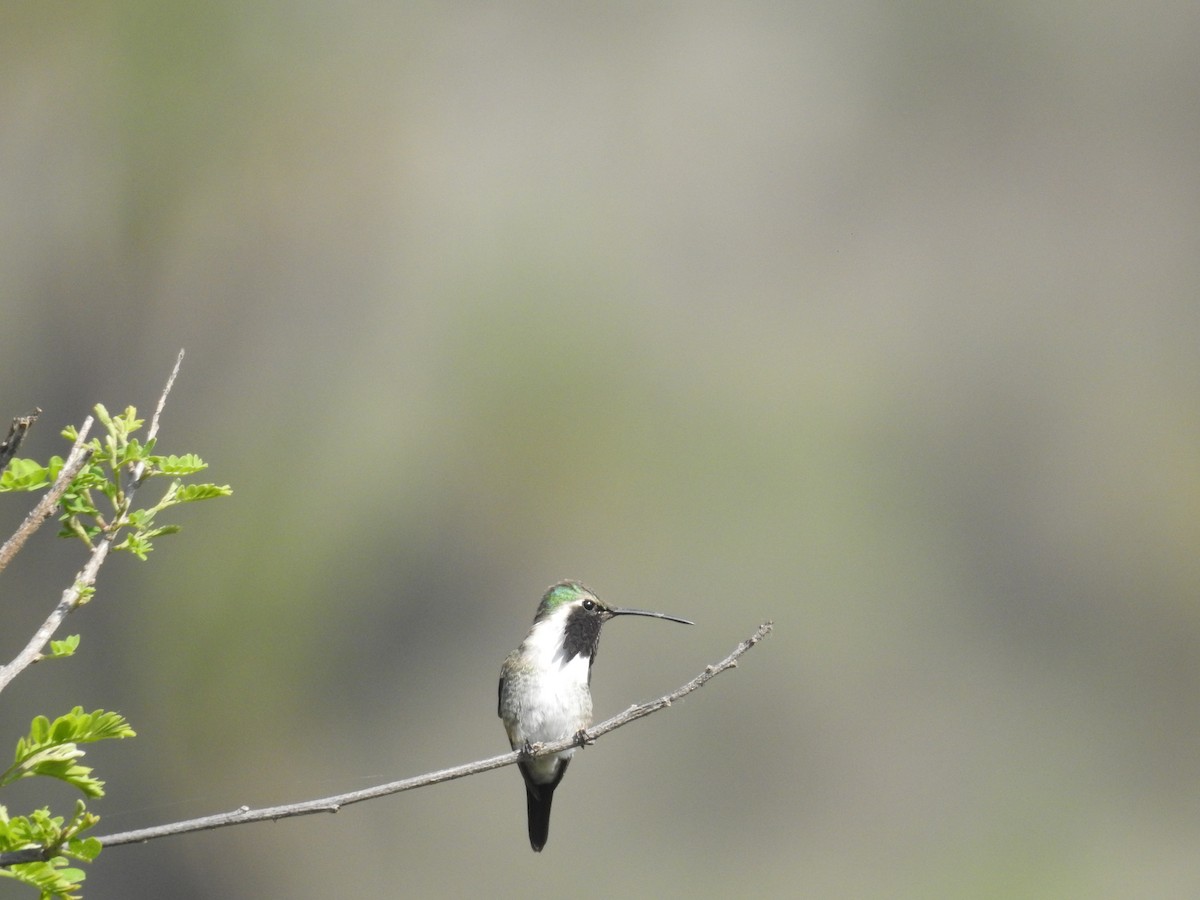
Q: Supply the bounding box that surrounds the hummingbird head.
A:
[534,580,693,667]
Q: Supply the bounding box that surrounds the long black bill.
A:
[608,606,694,625]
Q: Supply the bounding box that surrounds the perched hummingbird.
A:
[498,580,693,852]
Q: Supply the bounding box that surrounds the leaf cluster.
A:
[0,710,133,898]
[0,404,231,560]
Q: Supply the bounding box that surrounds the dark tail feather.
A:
[525,781,554,852]
[520,759,570,852]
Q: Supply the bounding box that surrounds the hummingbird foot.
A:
[573,728,594,748]
[520,740,538,758]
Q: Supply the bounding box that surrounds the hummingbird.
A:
[498,580,693,852]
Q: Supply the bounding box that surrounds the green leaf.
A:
[113,533,152,560]
[93,404,113,433]
[154,453,208,475]
[175,483,233,502]
[66,836,102,862]
[29,716,49,746]
[0,857,87,899]
[116,438,148,467]
[143,525,182,538]
[3,709,135,797]
[47,636,80,659]
[45,455,65,484]
[0,458,52,492]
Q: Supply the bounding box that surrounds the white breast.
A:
[501,615,594,779]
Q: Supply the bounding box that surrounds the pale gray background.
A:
[2,3,1199,897]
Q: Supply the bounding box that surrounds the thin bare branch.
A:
[132,348,183,488]
[88,621,773,851]
[0,418,94,576]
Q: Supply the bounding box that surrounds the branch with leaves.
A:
[0,709,136,875]
[0,352,230,898]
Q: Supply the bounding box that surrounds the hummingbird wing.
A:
[497,676,503,718]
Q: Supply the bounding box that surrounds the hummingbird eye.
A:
[581,598,596,611]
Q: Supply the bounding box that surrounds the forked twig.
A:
[0,353,186,694]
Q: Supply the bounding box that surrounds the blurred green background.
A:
[2,2,1199,897]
